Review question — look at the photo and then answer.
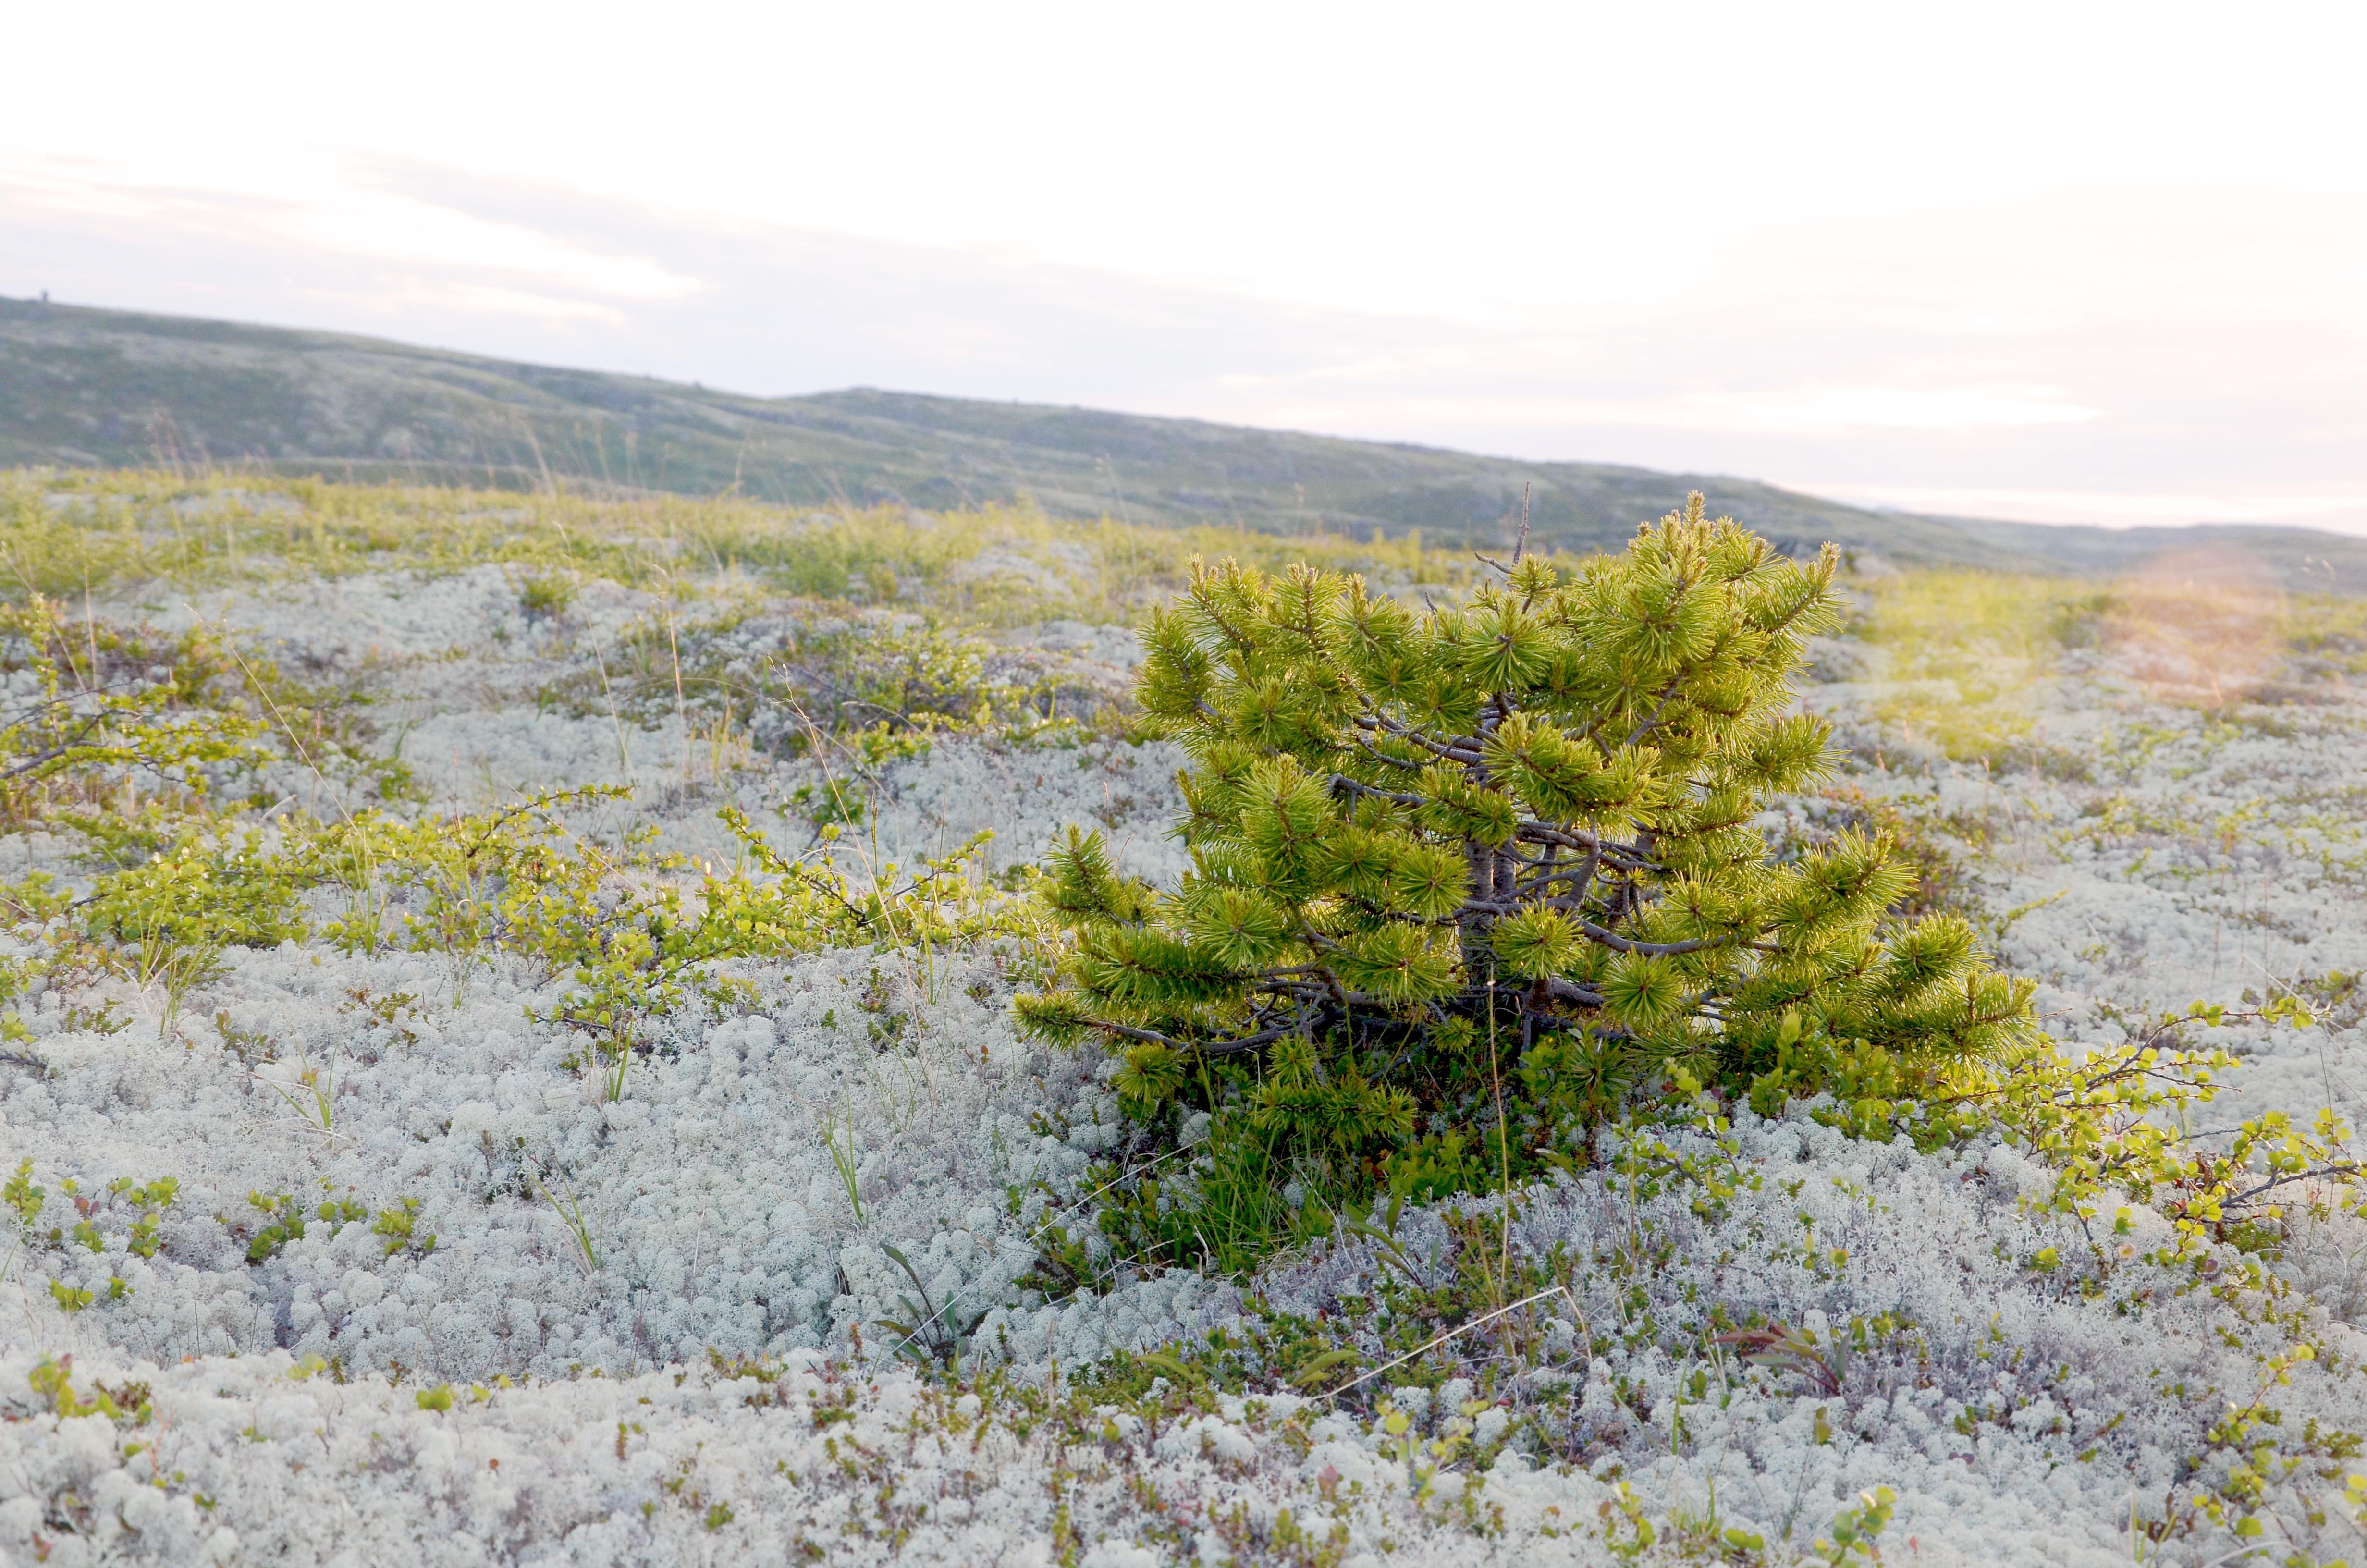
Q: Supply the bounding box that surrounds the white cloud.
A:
[1,153,699,307]
[1699,387,2103,435]
[1784,482,2367,535]
[1,2,2363,534]
[6,3,2364,319]
[1209,386,2103,439]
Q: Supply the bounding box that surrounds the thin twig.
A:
[1325,1287,1566,1398]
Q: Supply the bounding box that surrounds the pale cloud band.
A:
[2,148,2362,534]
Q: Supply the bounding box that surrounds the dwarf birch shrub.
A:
[289,794,1002,1098]
[0,597,275,826]
[1019,497,2039,1237]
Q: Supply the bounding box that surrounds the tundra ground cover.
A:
[6,475,2367,1565]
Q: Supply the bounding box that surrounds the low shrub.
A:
[1018,497,2039,1266]
[0,596,275,829]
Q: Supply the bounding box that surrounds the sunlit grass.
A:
[0,469,1492,625]
[1848,562,2365,768]
[12,467,2362,772]
[1849,569,2087,760]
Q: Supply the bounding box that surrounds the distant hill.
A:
[7,295,2366,589]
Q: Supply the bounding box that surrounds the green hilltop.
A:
[6,295,2363,589]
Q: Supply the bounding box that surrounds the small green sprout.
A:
[517,572,577,620]
[244,1191,307,1263]
[372,1197,436,1258]
[4,1158,43,1226]
[28,1357,138,1420]
[1814,1486,1898,1565]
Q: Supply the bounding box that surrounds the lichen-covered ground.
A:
[7,481,2367,1565]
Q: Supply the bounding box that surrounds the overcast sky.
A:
[4,2,2363,530]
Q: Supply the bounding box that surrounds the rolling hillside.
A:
[7,294,2364,587]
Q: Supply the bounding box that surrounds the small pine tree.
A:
[1018,496,2035,1184]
